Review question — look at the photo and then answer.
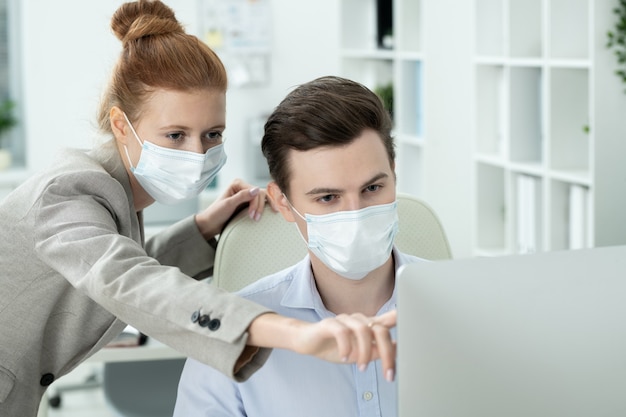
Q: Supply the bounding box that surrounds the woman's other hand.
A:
[194,178,276,240]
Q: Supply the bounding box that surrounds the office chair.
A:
[102,358,185,417]
[213,193,452,292]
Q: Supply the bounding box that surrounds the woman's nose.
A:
[187,138,205,154]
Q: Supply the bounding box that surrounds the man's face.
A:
[271,129,396,241]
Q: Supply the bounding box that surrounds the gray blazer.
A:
[0,142,271,416]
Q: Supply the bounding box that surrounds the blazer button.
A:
[40,373,55,386]
[208,318,221,331]
[191,310,201,323]
[198,314,211,327]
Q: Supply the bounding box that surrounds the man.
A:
[173,76,426,417]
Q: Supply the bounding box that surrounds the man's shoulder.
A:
[395,249,430,266]
[236,258,309,302]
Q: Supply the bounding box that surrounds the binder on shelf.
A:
[497,70,506,157]
[568,184,588,250]
[516,175,538,254]
[376,0,393,49]
[415,62,423,137]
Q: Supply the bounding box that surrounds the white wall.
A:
[16,0,472,256]
[19,0,339,187]
[421,0,473,258]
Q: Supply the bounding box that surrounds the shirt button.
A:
[363,391,373,401]
[40,373,55,386]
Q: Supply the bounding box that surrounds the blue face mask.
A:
[289,200,399,280]
[123,113,227,205]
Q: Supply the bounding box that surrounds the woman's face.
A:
[114,88,226,209]
[125,88,226,162]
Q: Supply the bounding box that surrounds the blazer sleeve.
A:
[32,170,272,381]
[144,216,216,279]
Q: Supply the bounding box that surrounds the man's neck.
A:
[310,254,396,317]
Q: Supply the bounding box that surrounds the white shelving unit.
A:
[339,0,425,198]
[472,0,626,256]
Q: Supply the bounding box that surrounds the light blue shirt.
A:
[174,248,425,417]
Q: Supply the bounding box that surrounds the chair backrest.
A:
[212,193,452,292]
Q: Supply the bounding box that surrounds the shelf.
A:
[395,0,422,53]
[475,0,506,57]
[549,0,589,60]
[471,0,626,256]
[509,66,543,164]
[340,0,378,50]
[509,161,544,176]
[475,152,507,167]
[396,133,425,148]
[512,173,543,253]
[395,60,423,137]
[509,0,542,58]
[396,143,423,197]
[340,0,425,199]
[548,67,589,172]
[475,64,506,156]
[548,169,591,187]
[548,179,591,251]
[340,48,396,60]
[475,163,507,252]
[341,56,394,91]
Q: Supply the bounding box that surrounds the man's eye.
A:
[365,184,381,193]
[319,195,335,203]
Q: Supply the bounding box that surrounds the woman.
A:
[0,1,396,415]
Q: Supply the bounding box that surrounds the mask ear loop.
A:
[122,113,144,170]
[282,193,309,246]
[282,193,306,220]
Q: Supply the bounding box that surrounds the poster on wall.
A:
[198,0,272,87]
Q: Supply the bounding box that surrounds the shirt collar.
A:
[280,247,411,317]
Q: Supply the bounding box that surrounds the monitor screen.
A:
[397,245,626,417]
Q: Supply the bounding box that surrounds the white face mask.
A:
[122,113,227,205]
[290,199,399,280]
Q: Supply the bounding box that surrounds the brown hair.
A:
[261,76,395,195]
[97,0,227,133]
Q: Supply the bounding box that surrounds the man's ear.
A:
[267,182,295,223]
[110,106,130,144]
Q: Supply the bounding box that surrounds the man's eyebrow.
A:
[305,172,389,196]
[360,172,389,188]
[305,187,342,196]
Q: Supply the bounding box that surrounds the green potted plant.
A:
[374,82,394,119]
[0,99,17,170]
[606,1,626,92]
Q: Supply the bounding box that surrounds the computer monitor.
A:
[397,245,626,417]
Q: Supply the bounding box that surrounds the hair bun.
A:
[111,0,183,44]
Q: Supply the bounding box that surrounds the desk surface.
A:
[87,338,186,363]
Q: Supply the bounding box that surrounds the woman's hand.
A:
[247,310,398,382]
[194,178,276,240]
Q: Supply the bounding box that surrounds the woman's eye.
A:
[166,132,184,142]
[204,131,223,143]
